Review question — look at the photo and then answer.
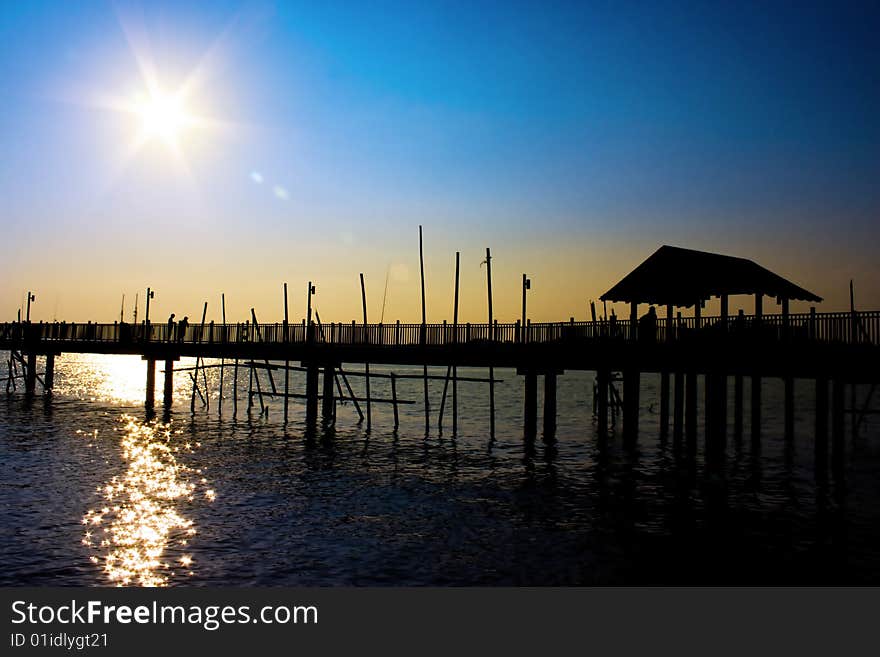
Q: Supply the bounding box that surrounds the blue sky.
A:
[1,1,878,321]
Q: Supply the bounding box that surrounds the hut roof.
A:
[600,245,822,307]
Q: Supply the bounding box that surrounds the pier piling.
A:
[145,358,156,409]
[543,372,557,442]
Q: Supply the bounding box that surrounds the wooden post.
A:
[694,300,702,331]
[44,353,55,392]
[25,352,36,394]
[543,372,557,442]
[322,365,335,422]
[524,371,537,439]
[284,283,289,424]
[751,374,762,446]
[360,273,371,431]
[145,358,156,409]
[734,371,744,438]
[391,372,399,430]
[815,377,829,475]
[673,369,684,444]
[219,293,226,417]
[305,363,319,427]
[720,294,729,331]
[453,251,460,436]
[784,376,794,442]
[419,226,429,435]
[751,293,763,446]
[782,297,790,340]
[596,369,609,437]
[623,368,640,446]
[831,379,845,475]
[630,301,638,341]
[685,371,697,455]
[163,358,174,409]
[486,247,495,439]
[660,370,670,440]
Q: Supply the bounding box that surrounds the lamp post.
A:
[26,292,35,323]
[521,275,531,343]
[306,282,316,341]
[145,288,155,323]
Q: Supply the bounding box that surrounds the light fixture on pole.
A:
[521,275,531,342]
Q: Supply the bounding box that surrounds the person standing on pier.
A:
[178,316,188,343]
[167,314,176,342]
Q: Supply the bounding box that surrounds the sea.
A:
[1,352,879,586]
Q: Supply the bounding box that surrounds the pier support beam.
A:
[163,359,174,409]
[659,371,670,440]
[596,369,609,438]
[145,358,156,409]
[733,373,743,439]
[751,375,762,445]
[815,377,829,475]
[685,371,697,454]
[44,354,55,392]
[25,352,37,394]
[543,372,557,442]
[305,363,319,427]
[523,371,538,440]
[623,369,640,446]
[831,379,845,474]
[322,365,335,422]
[673,370,684,444]
[784,376,794,442]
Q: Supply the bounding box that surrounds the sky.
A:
[1,0,878,323]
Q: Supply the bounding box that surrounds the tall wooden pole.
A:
[360,273,371,431]
[283,283,289,424]
[486,247,495,439]
[219,294,226,417]
[453,251,460,436]
[419,226,429,435]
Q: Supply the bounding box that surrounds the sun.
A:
[134,90,191,144]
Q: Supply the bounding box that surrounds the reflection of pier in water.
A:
[2,246,879,484]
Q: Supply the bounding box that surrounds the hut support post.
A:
[596,369,609,437]
[673,370,684,444]
[734,373,744,439]
[623,368,640,446]
[815,377,829,475]
[685,371,697,455]
[831,379,845,474]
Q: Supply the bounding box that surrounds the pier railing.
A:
[2,310,879,348]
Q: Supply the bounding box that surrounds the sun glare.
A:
[134,90,190,143]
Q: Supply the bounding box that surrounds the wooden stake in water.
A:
[283,282,290,424]
[485,247,495,439]
[419,225,429,436]
[219,293,226,417]
[360,273,371,431]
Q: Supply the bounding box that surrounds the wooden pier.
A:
[2,245,879,461]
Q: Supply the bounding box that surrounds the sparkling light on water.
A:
[81,415,214,586]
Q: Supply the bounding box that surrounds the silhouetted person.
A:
[178,316,188,343]
[167,313,176,342]
[639,306,657,343]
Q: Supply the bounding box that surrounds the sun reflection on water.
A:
[81,415,214,586]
